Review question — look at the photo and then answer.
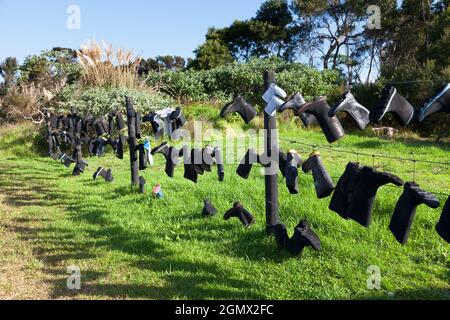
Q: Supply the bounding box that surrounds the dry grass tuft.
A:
[77,40,145,89]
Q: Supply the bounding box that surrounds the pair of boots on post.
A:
[329,162,404,227]
[274,220,321,256]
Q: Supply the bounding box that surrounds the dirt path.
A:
[0,196,51,299]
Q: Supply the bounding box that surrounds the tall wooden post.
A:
[264,71,280,234]
[126,97,139,186]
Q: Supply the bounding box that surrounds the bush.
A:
[50,85,174,115]
[146,57,341,106]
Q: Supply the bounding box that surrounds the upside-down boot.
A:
[329,91,370,130]
[72,159,88,176]
[151,143,182,178]
[302,151,335,199]
[370,85,415,126]
[116,111,125,131]
[274,223,289,250]
[138,144,147,170]
[347,167,404,228]
[62,154,75,168]
[436,196,450,244]
[170,107,187,130]
[182,148,199,183]
[223,202,255,228]
[329,162,363,219]
[236,149,260,179]
[116,135,126,159]
[214,147,225,182]
[418,83,450,122]
[389,182,440,244]
[285,150,302,194]
[220,96,257,124]
[278,151,287,178]
[139,176,146,194]
[202,199,217,217]
[297,97,345,143]
[50,149,63,161]
[135,112,142,139]
[287,220,321,256]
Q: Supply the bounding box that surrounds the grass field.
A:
[0,106,449,300]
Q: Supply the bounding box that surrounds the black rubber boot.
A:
[201,146,214,172]
[62,154,75,168]
[202,199,217,217]
[50,149,63,161]
[214,147,225,182]
[329,91,370,130]
[223,202,255,228]
[418,83,450,122]
[220,95,257,124]
[94,118,108,136]
[151,143,182,178]
[93,167,104,180]
[236,149,260,179]
[72,160,88,176]
[347,167,404,227]
[182,148,199,183]
[297,97,345,143]
[138,144,147,170]
[329,162,363,219]
[104,169,114,182]
[170,107,187,129]
[389,182,440,244]
[116,135,126,159]
[279,93,306,112]
[278,93,318,127]
[302,152,335,199]
[287,220,321,256]
[93,167,113,182]
[278,151,287,178]
[436,196,450,243]
[274,223,289,249]
[139,176,146,194]
[135,112,142,139]
[116,111,125,131]
[370,85,415,126]
[285,150,302,194]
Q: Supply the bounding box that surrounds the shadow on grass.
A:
[0,160,264,299]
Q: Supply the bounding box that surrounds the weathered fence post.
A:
[126,97,139,186]
[264,70,279,234]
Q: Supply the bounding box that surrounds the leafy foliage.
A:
[146,57,340,105]
[50,85,174,115]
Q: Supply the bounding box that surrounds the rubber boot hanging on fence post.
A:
[126,97,139,186]
[263,71,281,234]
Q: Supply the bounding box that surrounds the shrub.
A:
[146,57,341,106]
[50,85,174,115]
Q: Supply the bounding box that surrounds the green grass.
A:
[0,112,449,300]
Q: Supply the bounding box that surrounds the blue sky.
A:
[0,0,266,63]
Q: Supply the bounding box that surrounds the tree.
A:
[138,56,188,74]
[189,29,234,70]
[0,57,19,88]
